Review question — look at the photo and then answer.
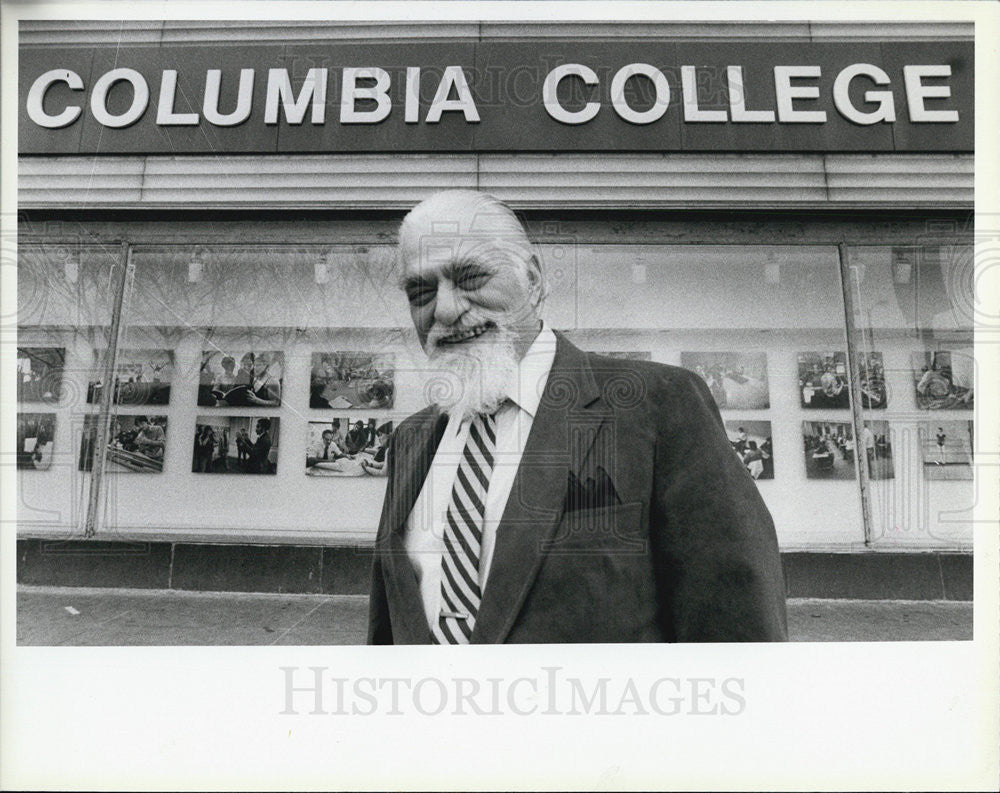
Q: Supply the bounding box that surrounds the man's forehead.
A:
[400,232,520,274]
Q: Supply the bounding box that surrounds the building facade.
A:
[16,20,974,597]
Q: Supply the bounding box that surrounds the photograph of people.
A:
[857,351,888,409]
[724,421,774,480]
[802,421,856,479]
[16,413,56,470]
[920,420,974,480]
[368,190,786,645]
[87,348,173,406]
[306,419,393,477]
[191,416,279,474]
[798,352,850,409]
[16,347,65,403]
[198,349,284,407]
[680,351,769,409]
[79,415,168,473]
[309,352,394,409]
[913,350,974,409]
[861,420,894,480]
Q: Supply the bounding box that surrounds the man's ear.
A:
[525,254,545,305]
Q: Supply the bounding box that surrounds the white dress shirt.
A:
[404,324,558,630]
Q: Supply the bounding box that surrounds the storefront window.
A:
[16,243,119,536]
[846,244,975,549]
[103,244,407,542]
[18,235,971,550]
[551,243,861,549]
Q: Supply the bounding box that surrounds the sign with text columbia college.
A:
[19,39,973,154]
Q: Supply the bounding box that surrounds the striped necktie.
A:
[432,411,497,644]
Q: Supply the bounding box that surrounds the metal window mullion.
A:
[837,243,874,547]
[83,241,132,539]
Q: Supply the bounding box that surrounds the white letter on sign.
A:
[833,63,895,125]
[774,66,826,123]
[426,66,479,123]
[904,65,959,122]
[90,68,149,128]
[611,64,670,125]
[265,68,328,124]
[405,67,421,124]
[204,69,254,126]
[681,66,726,122]
[727,66,775,123]
[542,64,600,124]
[27,69,83,128]
[341,67,392,124]
[157,70,200,125]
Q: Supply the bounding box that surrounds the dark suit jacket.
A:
[368,332,787,643]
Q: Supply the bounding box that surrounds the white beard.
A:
[425,325,519,421]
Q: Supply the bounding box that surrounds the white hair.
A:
[397,190,546,309]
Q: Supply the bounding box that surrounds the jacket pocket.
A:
[541,501,646,554]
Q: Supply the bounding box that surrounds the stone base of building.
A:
[15,539,973,601]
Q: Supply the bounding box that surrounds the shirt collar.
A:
[505,322,557,419]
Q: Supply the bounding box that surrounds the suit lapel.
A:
[381,407,448,645]
[472,333,606,643]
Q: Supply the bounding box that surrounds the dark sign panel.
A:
[19,39,973,154]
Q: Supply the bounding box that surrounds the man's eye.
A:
[456,271,489,290]
[407,286,436,307]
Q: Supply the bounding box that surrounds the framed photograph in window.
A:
[16,347,66,403]
[79,415,168,473]
[309,352,394,409]
[17,412,56,470]
[680,351,769,409]
[198,350,284,407]
[724,420,773,480]
[798,352,849,409]
[802,420,855,480]
[192,415,279,474]
[912,350,974,409]
[861,420,894,480]
[88,348,174,406]
[306,418,394,477]
[919,420,973,480]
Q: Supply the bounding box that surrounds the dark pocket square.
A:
[564,466,622,513]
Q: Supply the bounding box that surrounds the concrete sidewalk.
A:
[15,585,973,645]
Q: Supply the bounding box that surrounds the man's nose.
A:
[433,281,466,327]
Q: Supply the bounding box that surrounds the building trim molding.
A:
[19,152,973,211]
[17,20,974,45]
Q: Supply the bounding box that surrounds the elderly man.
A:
[368,190,787,644]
